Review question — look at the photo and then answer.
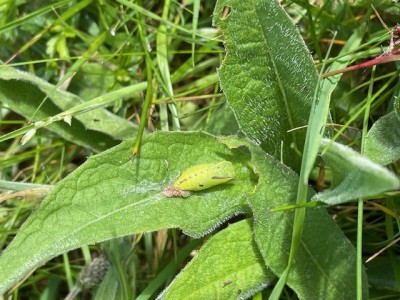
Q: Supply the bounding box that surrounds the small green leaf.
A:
[313,138,400,204]
[0,66,142,151]
[159,220,275,299]
[364,111,400,165]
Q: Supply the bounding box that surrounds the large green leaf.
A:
[0,132,255,293]
[214,0,318,171]
[0,131,372,298]
[0,66,143,151]
[219,136,368,299]
[159,220,275,299]
[313,138,400,205]
[364,111,400,165]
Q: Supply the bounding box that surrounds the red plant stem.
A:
[322,49,400,78]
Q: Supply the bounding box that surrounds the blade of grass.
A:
[132,1,155,160]
[62,253,73,290]
[0,180,51,191]
[108,240,133,300]
[157,0,180,131]
[304,1,322,63]
[268,34,336,299]
[191,0,200,67]
[357,65,375,299]
[270,24,366,299]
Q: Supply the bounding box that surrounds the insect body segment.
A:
[163,161,235,198]
[173,161,235,191]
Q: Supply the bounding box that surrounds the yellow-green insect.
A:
[163,161,235,198]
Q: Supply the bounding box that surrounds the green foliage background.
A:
[1,1,400,299]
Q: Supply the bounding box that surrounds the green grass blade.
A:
[132,2,154,159]
[269,12,366,300]
[156,0,180,131]
[191,0,200,67]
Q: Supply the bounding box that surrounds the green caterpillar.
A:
[163,161,235,198]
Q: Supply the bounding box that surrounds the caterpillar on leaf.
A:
[163,161,235,198]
